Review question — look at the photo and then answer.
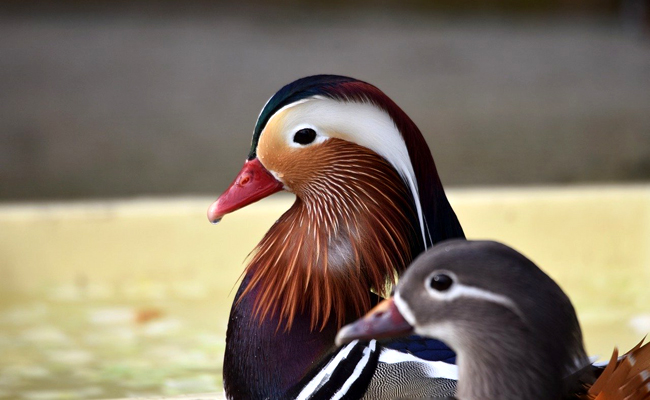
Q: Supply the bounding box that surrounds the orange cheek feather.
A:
[256,116,323,193]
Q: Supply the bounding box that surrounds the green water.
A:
[0,295,226,399]
[1,282,648,399]
[1,191,648,399]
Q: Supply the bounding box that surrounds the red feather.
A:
[240,139,423,331]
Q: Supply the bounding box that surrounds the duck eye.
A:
[429,274,453,292]
[293,128,317,145]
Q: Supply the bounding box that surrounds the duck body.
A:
[223,272,346,399]
[209,75,465,399]
[337,240,650,400]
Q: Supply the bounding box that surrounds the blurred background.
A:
[1,1,649,399]
[2,0,650,201]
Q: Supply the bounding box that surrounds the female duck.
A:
[337,240,650,400]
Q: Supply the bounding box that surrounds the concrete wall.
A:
[1,7,650,200]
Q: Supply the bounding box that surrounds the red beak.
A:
[207,158,284,223]
[335,298,414,346]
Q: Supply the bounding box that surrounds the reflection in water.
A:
[0,282,224,399]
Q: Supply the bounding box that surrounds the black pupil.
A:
[293,128,317,145]
[430,274,453,291]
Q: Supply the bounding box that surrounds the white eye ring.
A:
[286,124,328,148]
[428,273,454,292]
[293,128,317,145]
[424,270,458,298]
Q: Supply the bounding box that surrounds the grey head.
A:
[338,239,591,400]
[395,239,590,400]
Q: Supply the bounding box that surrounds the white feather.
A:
[295,339,359,400]
[331,340,377,400]
[377,348,459,380]
[266,97,428,247]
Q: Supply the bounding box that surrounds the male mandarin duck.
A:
[207,75,465,399]
[337,240,650,400]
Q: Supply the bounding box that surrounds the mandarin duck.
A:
[208,75,465,399]
[337,240,650,400]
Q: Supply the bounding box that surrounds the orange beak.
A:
[335,298,414,346]
[207,158,284,224]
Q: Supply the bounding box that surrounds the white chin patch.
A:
[415,322,457,350]
[268,169,289,190]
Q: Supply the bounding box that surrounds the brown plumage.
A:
[241,139,423,331]
[588,339,650,400]
[212,75,465,399]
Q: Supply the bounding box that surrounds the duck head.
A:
[337,240,590,400]
[209,75,464,331]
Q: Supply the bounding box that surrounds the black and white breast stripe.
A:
[287,339,459,400]
[289,340,380,400]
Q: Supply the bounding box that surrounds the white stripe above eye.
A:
[428,279,524,323]
[266,96,428,247]
[397,276,526,325]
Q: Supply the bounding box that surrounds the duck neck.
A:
[223,271,358,399]
[223,141,464,397]
[455,323,564,400]
[242,143,425,331]
[223,145,423,398]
